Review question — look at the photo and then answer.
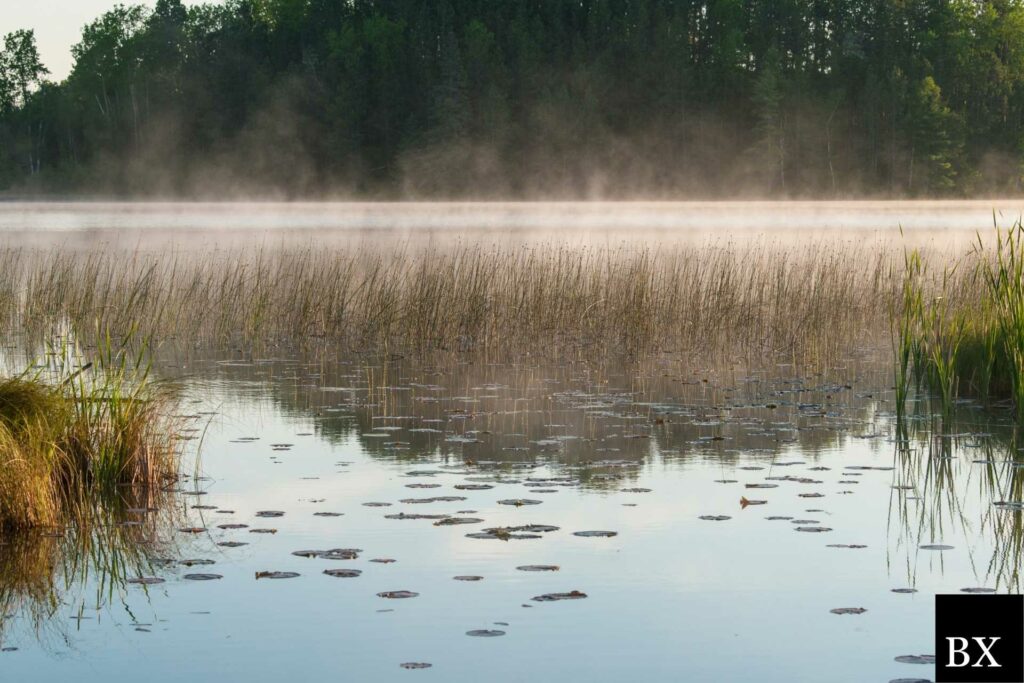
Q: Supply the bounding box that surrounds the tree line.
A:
[3,0,1024,198]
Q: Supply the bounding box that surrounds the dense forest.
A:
[2,0,1024,198]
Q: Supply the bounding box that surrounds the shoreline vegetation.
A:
[1,240,896,364]
[0,340,184,530]
[3,2,1024,198]
[896,222,1024,426]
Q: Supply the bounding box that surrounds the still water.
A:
[1,350,1016,682]
[2,202,1021,682]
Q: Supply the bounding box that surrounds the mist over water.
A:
[0,201,1020,683]
[1,200,1021,250]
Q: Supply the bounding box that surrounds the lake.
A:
[1,201,1021,682]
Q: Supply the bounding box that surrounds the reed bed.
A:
[0,239,910,365]
[894,223,1024,423]
[0,340,183,530]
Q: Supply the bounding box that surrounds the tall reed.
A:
[0,239,898,365]
[894,222,1024,425]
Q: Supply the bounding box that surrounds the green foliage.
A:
[2,1,1024,196]
[896,223,1024,428]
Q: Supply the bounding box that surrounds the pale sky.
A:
[1,1,222,81]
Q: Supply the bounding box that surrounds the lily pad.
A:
[434,517,484,526]
[795,526,832,533]
[532,590,587,602]
[894,654,935,665]
[184,573,223,581]
[399,663,432,669]
[466,531,541,540]
[255,571,299,580]
[698,515,730,521]
[256,511,285,518]
[919,544,954,550]
[179,559,215,566]
[466,629,505,637]
[378,590,418,599]
[324,569,362,578]
[830,607,866,615]
[573,530,617,537]
[498,499,542,506]
[517,565,559,572]
[127,577,165,585]
[453,576,483,581]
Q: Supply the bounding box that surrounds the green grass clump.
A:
[0,342,182,531]
[895,222,1024,424]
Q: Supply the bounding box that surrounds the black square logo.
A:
[936,594,1024,682]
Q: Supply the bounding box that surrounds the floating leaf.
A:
[324,569,362,578]
[127,577,165,585]
[433,517,484,526]
[255,571,299,580]
[532,591,587,602]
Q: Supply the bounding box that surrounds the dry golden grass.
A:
[0,345,183,531]
[0,238,926,364]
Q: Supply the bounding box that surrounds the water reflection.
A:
[4,349,1022,681]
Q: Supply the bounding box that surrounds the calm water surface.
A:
[2,202,1021,682]
[1,352,1016,682]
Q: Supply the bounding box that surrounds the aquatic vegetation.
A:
[894,223,1024,424]
[0,239,896,364]
[0,340,185,530]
